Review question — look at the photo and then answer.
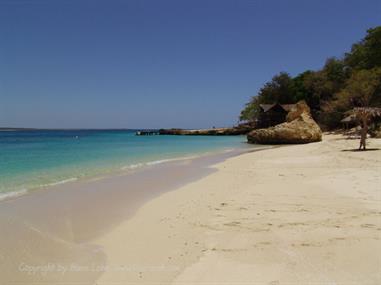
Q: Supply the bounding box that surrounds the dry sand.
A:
[94,134,381,284]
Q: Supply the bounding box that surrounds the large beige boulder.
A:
[247,101,322,144]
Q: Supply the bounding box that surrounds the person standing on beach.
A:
[359,122,368,150]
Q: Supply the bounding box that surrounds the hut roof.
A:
[352,107,381,118]
[259,103,296,113]
[341,114,357,123]
[259,104,276,112]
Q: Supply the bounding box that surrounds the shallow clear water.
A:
[0,130,247,199]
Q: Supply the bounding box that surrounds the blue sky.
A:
[1,0,380,129]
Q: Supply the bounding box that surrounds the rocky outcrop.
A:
[247,101,322,144]
[159,123,253,136]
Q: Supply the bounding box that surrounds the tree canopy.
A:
[240,26,381,129]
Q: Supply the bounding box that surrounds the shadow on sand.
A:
[341,148,380,152]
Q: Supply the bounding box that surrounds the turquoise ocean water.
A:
[0,130,247,200]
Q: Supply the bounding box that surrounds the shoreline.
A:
[0,145,267,284]
[0,129,248,203]
[0,142,252,203]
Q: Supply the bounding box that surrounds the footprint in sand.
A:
[330,237,346,242]
[265,209,277,213]
[224,221,241,227]
[297,208,309,212]
[298,242,322,247]
[278,222,306,228]
[257,241,272,246]
[361,223,376,228]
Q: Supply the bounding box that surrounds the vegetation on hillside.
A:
[240,26,381,130]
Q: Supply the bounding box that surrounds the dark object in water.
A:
[135,130,160,136]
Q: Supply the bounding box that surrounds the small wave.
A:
[0,189,28,201]
[44,177,78,187]
[0,178,78,202]
[121,163,145,170]
[146,158,178,165]
[121,155,199,171]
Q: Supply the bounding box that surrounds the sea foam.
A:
[0,189,28,201]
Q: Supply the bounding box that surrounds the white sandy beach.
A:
[94,134,381,284]
[1,134,380,284]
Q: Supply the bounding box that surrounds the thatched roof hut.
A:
[257,103,296,128]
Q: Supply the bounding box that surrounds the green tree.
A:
[239,72,295,121]
[327,68,381,112]
[290,71,315,107]
[239,26,381,130]
[302,58,348,109]
[239,96,261,121]
[323,57,349,86]
[345,27,381,70]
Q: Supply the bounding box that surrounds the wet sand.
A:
[0,147,262,284]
